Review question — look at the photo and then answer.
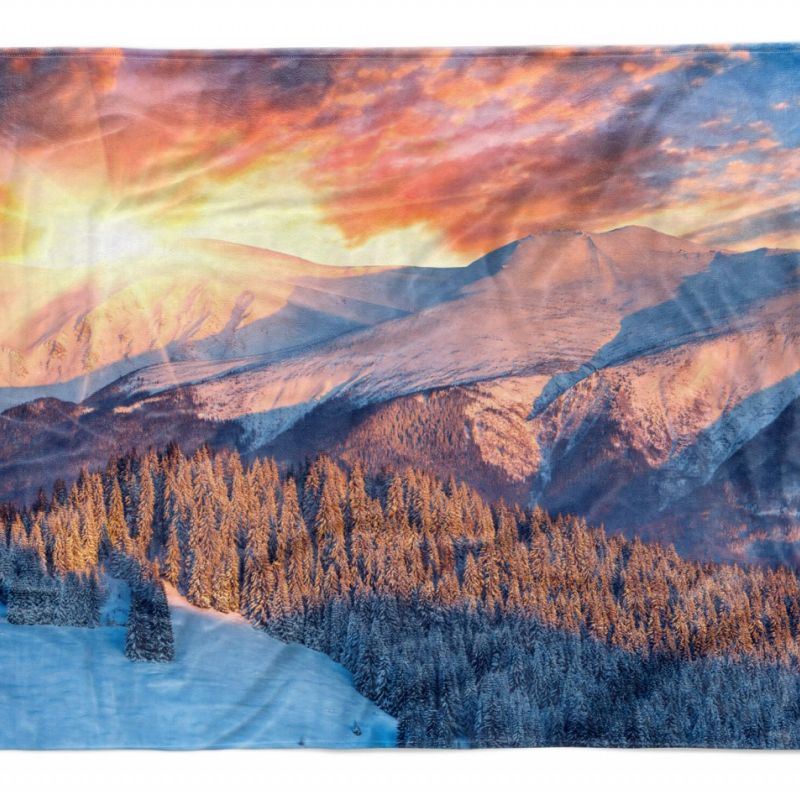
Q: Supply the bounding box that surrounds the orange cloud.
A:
[0,46,796,265]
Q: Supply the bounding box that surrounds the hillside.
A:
[0,236,514,410]
[0,585,396,749]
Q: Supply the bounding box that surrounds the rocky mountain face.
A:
[1,227,798,567]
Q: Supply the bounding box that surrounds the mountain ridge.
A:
[1,226,798,568]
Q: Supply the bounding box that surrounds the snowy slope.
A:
[0,236,508,410]
[533,248,800,414]
[97,227,717,448]
[0,587,396,749]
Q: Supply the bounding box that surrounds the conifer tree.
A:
[281,479,313,610]
[106,477,130,552]
[315,478,350,597]
[135,464,155,558]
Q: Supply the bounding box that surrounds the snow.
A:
[463,376,549,481]
[99,576,131,626]
[657,367,800,505]
[533,248,800,415]
[0,235,486,411]
[91,227,718,452]
[0,586,397,749]
[528,290,800,490]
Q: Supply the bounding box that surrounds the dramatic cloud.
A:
[0,45,798,266]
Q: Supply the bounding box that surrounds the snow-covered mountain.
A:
[0,237,501,409]
[89,227,717,433]
[1,226,798,566]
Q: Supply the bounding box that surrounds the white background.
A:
[2,1,799,797]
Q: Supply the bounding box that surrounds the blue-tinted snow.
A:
[0,589,396,749]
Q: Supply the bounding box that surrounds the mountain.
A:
[640,394,800,565]
[91,227,716,432]
[523,248,800,556]
[1,226,798,567]
[0,237,504,409]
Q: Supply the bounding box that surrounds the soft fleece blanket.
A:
[1,45,799,749]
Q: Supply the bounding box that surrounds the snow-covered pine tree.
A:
[106,477,131,553]
[125,578,175,662]
[135,463,155,558]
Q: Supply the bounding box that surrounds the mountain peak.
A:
[595,224,714,253]
[503,225,714,257]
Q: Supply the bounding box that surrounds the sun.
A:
[5,166,167,270]
[23,206,166,270]
[84,215,164,265]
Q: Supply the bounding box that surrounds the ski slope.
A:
[0,589,397,749]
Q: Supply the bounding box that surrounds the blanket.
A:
[0,45,799,749]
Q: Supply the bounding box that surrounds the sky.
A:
[0,45,798,268]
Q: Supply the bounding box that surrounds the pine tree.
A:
[28,524,49,576]
[186,495,214,608]
[282,479,313,610]
[125,579,175,662]
[106,477,131,552]
[314,478,350,597]
[347,463,372,583]
[135,463,156,558]
[161,516,182,586]
[242,550,272,626]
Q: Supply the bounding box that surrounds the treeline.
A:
[3,445,800,665]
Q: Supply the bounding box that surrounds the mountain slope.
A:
[0,237,510,410]
[533,247,800,414]
[643,395,800,565]
[1,227,798,568]
[521,248,800,552]
[0,587,396,749]
[95,227,717,446]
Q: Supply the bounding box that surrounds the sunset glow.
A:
[1,46,799,267]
